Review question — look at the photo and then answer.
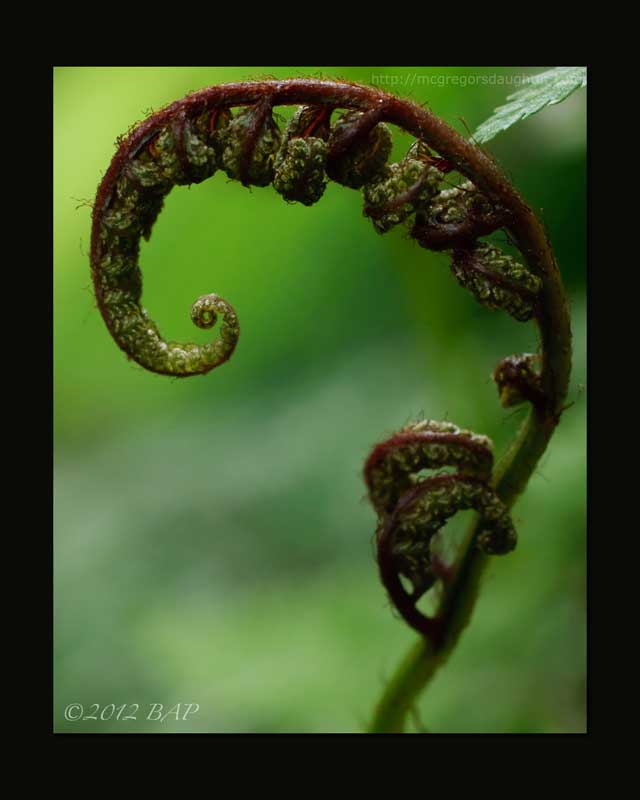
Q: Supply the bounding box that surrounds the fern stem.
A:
[369,189,572,733]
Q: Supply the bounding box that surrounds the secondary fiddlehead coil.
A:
[364,420,516,640]
[493,353,544,411]
[91,80,562,647]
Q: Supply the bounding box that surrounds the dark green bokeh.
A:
[54,67,586,733]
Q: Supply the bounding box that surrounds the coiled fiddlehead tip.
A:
[91,100,245,377]
[190,293,221,329]
[191,292,239,344]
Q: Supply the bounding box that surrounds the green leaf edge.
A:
[473,67,587,145]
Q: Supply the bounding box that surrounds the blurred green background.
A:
[54,67,586,733]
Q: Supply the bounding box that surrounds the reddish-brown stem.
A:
[237,96,274,186]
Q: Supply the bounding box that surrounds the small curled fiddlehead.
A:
[220,98,281,187]
[273,105,331,205]
[364,420,516,641]
[492,353,544,411]
[451,243,542,322]
[411,181,510,251]
[326,108,393,188]
[91,81,572,732]
[363,143,443,234]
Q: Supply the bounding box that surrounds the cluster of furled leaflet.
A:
[91,97,545,637]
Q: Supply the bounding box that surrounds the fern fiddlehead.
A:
[91,79,572,733]
[365,420,516,644]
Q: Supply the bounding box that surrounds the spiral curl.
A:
[92,83,543,383]
[90,81,557,646]
[364,420,516,640]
